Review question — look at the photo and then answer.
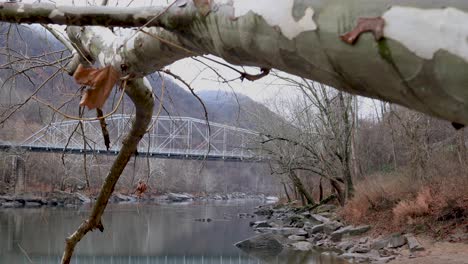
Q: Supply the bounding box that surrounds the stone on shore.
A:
[288,235,306,241]
[387,233,407,248]
[331,225,371,242]
[235,233,283,252]
[253,207,273,216]
[292,241,314,251]
[256,227,307,237]
[167,193,193,202]
[2,201,23,208]
[405,234,425,252]
[24,201,42,208]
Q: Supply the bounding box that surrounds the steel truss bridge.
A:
[0,115,263,162]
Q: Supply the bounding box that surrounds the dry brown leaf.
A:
[74,64,121,109]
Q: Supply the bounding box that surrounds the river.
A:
[0,200,347,264]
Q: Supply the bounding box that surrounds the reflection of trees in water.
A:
[0,203,257,257]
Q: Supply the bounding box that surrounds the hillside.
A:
[0,24,278,141]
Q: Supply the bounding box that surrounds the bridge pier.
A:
[13,156,26,194]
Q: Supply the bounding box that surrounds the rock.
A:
[340,252,370,262]
[359,237,369,244]
[24,197,44,204]
[257,222,273,228]
[323,221,344,234]
[288,235,306,241]
[353,246,370,253]
[285,215,305,227]
[374,256,396,263]
[256,227,307,237]
[337,241,354,251]
[341,250,381,263]
[111,193,134,203]
[24,202,42,208]
[47,200,58,206]
[313,204,337,214]
[2,201,23,208]
[310,214,331,224]
[331,225,371,241]
[250,221,272,228]
[405,234,424,252]
[254,207,273,216]
[371,238,389,250]
[308,223,325,234]
[291,241,313,251]
[235,233,283,251]
[75,193,91,203]
[387,233,407,248]
[301,211,312,218]
[167,193,193,202]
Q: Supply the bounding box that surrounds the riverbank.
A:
[0,191,276,208]
[234,202,468,264]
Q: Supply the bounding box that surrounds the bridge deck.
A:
[0,145,264,162]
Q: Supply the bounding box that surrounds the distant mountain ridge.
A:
[0,24,278,141]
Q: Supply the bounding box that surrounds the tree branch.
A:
[61,78,154,264]
[0,2,190,28]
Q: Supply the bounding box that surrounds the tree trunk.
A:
[289,171,315,206]
[282,182,292,203]
[330,179,345,206]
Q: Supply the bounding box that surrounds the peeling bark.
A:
[2,1,468,124]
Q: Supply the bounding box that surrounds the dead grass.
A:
[393,187,433,224]
[340,156,468,237]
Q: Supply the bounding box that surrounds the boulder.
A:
[2,201,23,208]
[285,215,305,227]
[75,193,91,203]
[250,221,271,228]
[371,238,389,250]
[387,233,407,248]
[167,193,193,202]
[24,202,42,208]
[47,199,58,206]
[254,207,273,216]
[337,241,354,251]
[330,225,371,241]
[310,214,331,224]
[323,221,344,234]
[111,193,135,203]
[352,245,371,253]
[235,233,283,251]
[308,223,325,234]
[292,241,314,251]
[405,234,425,252]
[340,252,370,262]
[256,227,307,237]
[288,235,306,241]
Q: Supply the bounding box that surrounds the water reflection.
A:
[0,201,347,264]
